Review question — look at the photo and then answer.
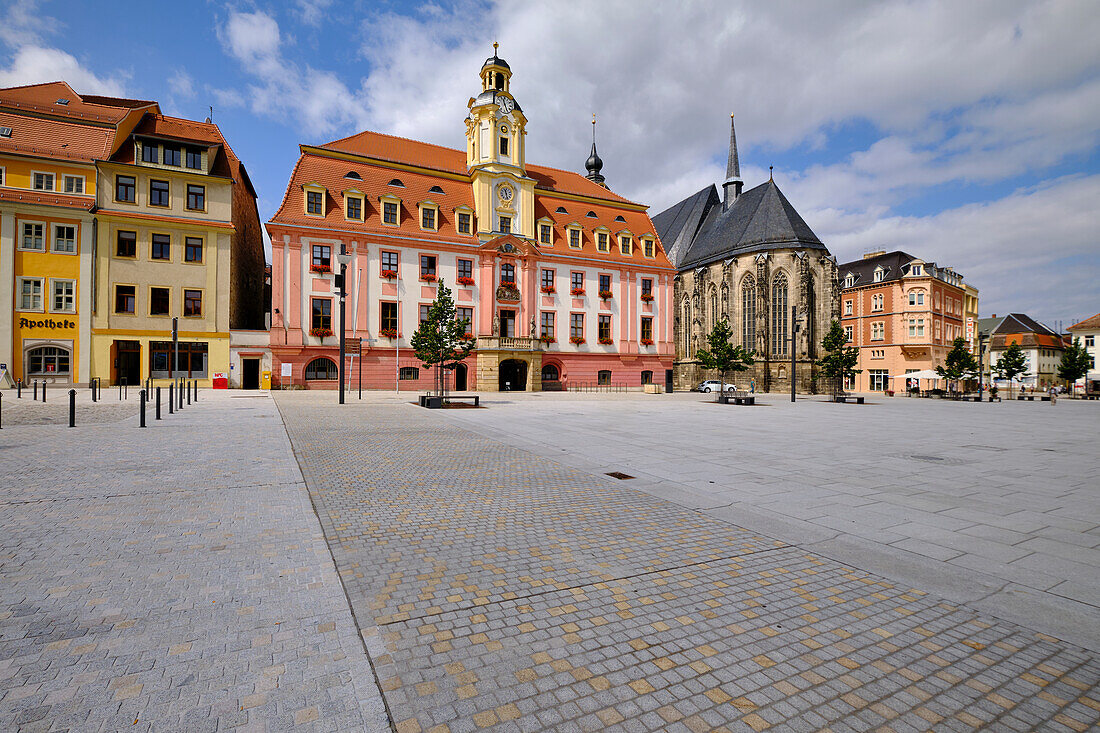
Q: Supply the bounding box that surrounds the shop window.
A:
[305,357,337,380]
[641,370,653,385]
[597,370,612,386]
[399,366,420,380]
[27,346,70,375]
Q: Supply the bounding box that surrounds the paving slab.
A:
[275,390,1100,732]
[0,391,388,732]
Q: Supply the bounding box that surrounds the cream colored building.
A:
[91,113,263,386]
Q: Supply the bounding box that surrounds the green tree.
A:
[1057,337,1092,391]
[695,318,755,402]
[410,280,475,399]
[992,341,1028,399]
[936,336,980,393]
[816,319,861,397]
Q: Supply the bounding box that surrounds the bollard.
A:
[139,389,147,428]
[34,380,38,401]
[16,379,21,399]
[68,388,76,427]
[156,386,162,420]
[168,383,174,414]
[193,380,198,402]
[178,380,184,410]
[0,391,3,429]
[42,381,46,403]
[187,381,191,405]
[90,379,97,403]
[119,380,123,401]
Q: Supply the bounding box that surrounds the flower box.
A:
[379,328,398,338]
[496,284,521,302]
[420,273,437,283]
[456,276,475,286]
[540,285,556,294]
[570,288,585,297]
[463,332,474,340]
[380,269,398,279]
[569,336,586,345]
[599,290,614,300]
[539,335,556,345]
[598,337,614,345]
[310,264,332,274]
[640,293,654,302]
[640,338,654,346]
[309,327,333,338]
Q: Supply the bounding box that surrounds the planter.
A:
[570,337,586,345]
[598,338,614,345]
[379,329,398,338]
[640,339,654,347]
[640,294,654,302]
[309,327,333,338]
[598,291,614,300]
[570,288,585,297]
[539,337,556,345]
[540,286,556,295]
[380,270,398,280]
[310,265,332,275]
[496,284,521,302]
[420,276,437,284]
[456,276,475,286]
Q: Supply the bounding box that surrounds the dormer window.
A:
[596,231,609,252]
[586,211,597,218]
[345,171,362,180]
[555,206,567,214]
[345,195,363,221]
[306,191,324,215]
[911,264,923,276]
[185,147,202,170]
[567,225,582,249]
[844,273,855,288]
[163,145,181,167]
[388,178,405,188]
[454,206,473,235]
[419,202,439,231]
[619,234,633,255]
[614,215,626,223]
[873,267,885,282]
[379,193,401,226]
[642,238,655,258]
[429,185,444,194]
[142,142,159,163]
[537,218,554,246]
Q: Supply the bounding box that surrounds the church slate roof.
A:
[663,178,826,270]
[652,185,720,268]
[837,251,916,288]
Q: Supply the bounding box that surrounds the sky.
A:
[2,0,1098,329]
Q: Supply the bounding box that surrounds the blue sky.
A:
[3,0,1098,328]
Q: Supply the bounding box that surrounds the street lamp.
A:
[790,305,803,403]
[336,245,353,405]
[978,331,989,399]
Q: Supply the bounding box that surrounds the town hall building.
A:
[266,46,675,391]
[654,116,840,392]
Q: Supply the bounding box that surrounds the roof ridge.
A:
[0,80,79,96]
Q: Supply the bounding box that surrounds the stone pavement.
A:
[275,391,1100,733]
[1,386,139,426]
[0,391,388,732]
[441,391,1100,652]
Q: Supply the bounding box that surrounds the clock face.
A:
[498,185,513,202]
[499,95,515,114]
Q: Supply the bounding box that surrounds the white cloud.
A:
[0,45,128,95]
[0,0,50,48]
[217,0,1100,322]
[294,0,333,27]
[168,69,195,99]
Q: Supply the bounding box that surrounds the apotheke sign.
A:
[19,317,76,329]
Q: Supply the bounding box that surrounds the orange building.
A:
[839,250,970,392]
[266,47,675,391]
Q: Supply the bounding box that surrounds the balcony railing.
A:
[477,336,541,351]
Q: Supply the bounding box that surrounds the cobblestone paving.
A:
[275,393,1100,732]
[0,393,388,732]
[1,387,138,426]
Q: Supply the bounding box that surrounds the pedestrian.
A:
[749,378,756,394]
[1049,385,1057,405]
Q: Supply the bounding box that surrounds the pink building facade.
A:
[266,49,674,391]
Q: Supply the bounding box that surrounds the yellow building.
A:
[0,82,155,386]
[91,113,265,386]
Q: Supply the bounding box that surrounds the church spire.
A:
[585,113,606,187]
[722,113,743,210]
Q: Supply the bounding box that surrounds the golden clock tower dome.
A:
[466,43,534,240]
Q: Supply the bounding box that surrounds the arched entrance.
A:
[499,359,527,391]
[541,362,562,391]
[454,363,468,391]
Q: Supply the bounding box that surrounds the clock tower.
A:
[466,43,535,241]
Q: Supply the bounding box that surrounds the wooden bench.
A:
[833,394,865,404]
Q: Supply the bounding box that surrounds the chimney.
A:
[862,250,886,259]
[721,114,743,210]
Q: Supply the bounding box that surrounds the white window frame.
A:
[52,223,77,254]
[871,321,885,341]
[911,264,923,276]
[871,293,883,311]
[844,325,853,342]
[873,267,884,283]
[31,170,55,192]
[63,174,85,194]
[844,299,852,315]
[844,273,855,287]
[18,276,44,311]
[20,221,46,251]
[51,278,76,313]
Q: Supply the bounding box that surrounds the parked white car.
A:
[695,380,738,393]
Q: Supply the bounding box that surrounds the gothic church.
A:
[654,116,840,392]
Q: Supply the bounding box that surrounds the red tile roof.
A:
[0,110,113,161]
[321,130,641,206]
[1068,313,1100,331]
[0,81,155,124]
[269,142,672,269]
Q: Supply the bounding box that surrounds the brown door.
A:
[499,310,515,337]
[114,340,141,386]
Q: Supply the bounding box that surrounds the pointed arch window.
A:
[741,275,756,350]
[771,273,788,355]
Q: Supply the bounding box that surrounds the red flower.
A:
[380,269,398,279]
[540,285,556,294]
[309,327,333,338]
[640,293,654,302]
[539,335,556,344]
[570,336,586,345]
[310,263,332,274]
[456,276,475,286]
[379,328,398,338]
[641,338,654,346]
[598,337,614,345]
[599,290,614,300]
[420,273,437,283]
[570,287,585,297]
